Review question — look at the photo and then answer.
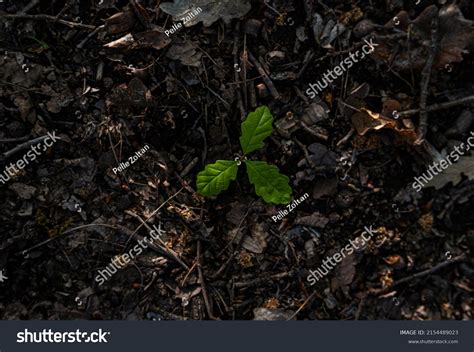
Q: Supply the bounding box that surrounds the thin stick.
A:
[19,0,40,14]
[125,187,184,246]
[124,210,189,270]
[197,240,217,319]
[77,25,105,49]
[415,16,438,145]
[399,95,474,117]
[20,223,120,255]
[300,121,329,141]
[370,253,466,296]
[286,291,318,321]
[0,14,96,30]
[392,254,465,287]
[179,157,199,178]
[336,127,355,147]
[0,136,30,143]
[248,51,281,100]
[234,271,290,288]
[232,22,246,120]
[2,135,60,158]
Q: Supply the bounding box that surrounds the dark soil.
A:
[0,0,473,320]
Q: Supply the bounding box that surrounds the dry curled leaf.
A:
[351,107,418,144]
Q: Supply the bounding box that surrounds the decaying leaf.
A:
[104,10,137,35]
[312,178,338,200]
[312,13,348,49]
[371,4,474,71]
[241,222,269,254]
[424,156,474,189]
[160,0,251,27]
[295,212,329,228]
[330,253,356,292]
[253,307,295,320]
[166,39,203,67]
[297,143,337,168]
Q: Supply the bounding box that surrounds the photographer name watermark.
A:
[112,144,150,174]
[272,193,309,222]
[164,7,202,37]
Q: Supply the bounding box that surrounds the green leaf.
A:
[239,106,273,155]
[196,160,239,197]
[245,160,292,204]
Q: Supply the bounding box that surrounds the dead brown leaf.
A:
[331,254,356,292]
[372,4,474,71]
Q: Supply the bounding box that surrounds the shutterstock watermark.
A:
[95,223,165,285]
[307,225,379,285]
[0,131,60,186]
[17,329,110,343]
[412,131,474,192]
[305,38,378,99]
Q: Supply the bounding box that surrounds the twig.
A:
[232,22,246,120]
[179,157,199,178]
[0,14,96,30]
[205,84,230,109]
[370,253,466,296]
[299,121,329,141]
[20,223,120,255]
[294,137,316,169]
[198,125,207,163]
[124,210,190,270]
[124,187,184,246]
[20,0,40,14]
[217,205,251,257]
[415,16,438,145]
[129,0,151,29]
[247,51,281,100]
[180,261,198,286]
[297,49,315,79]
[197,240,218,320]
[243,34,248,107]
[354,293,367,320]
[391,253,465,287]
[286,290,318,321]
[234,271,290,288]
[2,135,60,158]
[336,127,355,147]
[399,95,474,117]
[77,25,105,49]
[210,254,234,280]
[0,136,30,143]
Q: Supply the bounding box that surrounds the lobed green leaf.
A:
[245,160,292,204]
[196,160,238,197]
[239,106,273,155]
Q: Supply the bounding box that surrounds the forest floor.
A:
[0,0,473,320]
